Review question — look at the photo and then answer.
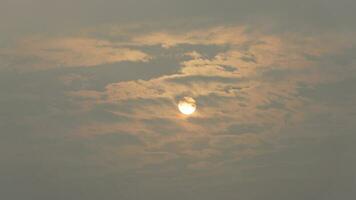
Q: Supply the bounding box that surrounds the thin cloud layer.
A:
[2,0,356,199]
[67,25,356,171]
[1,37,151,70]
[1,18,356,200]
[131,26,248,48]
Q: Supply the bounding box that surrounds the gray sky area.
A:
[1,0,356,199]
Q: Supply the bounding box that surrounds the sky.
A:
[1,0,356,199]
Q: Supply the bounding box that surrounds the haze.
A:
[1,0,356,199]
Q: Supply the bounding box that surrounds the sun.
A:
[178,97,197,115]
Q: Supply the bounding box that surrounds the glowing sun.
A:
[178,97,197,115]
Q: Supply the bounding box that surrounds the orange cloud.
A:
[66,25,355,169]
[131,26,248,48]
[2,37,151,70]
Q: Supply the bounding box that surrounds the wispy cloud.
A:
[1,37,151,70]
[4,24,354,171]
[64,25,356,170]
[131,26,248,48]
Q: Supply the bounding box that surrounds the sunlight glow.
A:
[178,97,197,115]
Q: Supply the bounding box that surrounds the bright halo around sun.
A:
[178,97,197,115]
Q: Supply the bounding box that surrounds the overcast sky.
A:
[1,1,356,199]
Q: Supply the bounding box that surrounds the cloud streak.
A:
[63,25,356,171]
[1,37,151,70]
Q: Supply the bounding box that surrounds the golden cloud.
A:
[131,26,248,48]
[67,25,355,169]
[2,37,151,70]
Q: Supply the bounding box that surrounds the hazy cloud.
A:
[1,37,151,70]
[1,6,356,198]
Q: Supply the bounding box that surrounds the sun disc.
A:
[178,97,196,115]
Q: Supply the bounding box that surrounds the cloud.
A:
[66,26,340,169]
[13,24,353,171]
[1,37,151,70]
[131,26,248,48]
[2,0,356,198]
